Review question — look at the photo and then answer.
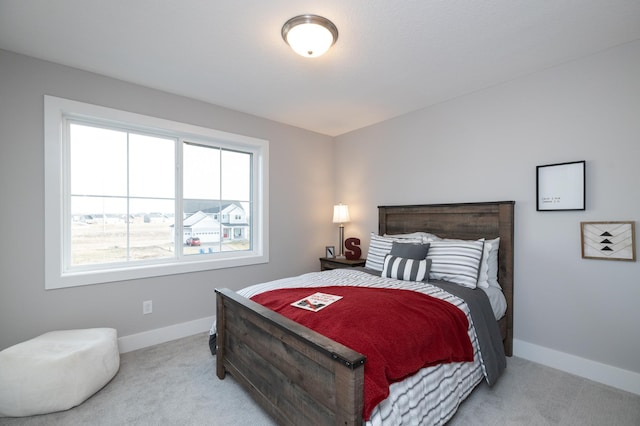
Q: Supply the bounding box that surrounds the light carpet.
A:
[1,332,638,425]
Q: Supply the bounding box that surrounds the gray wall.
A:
[0,49,335,350]
[2,40,639,381]
[334,40,640,375]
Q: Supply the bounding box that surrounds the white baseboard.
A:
[117,315,215,354]
[117,325,640,396]
[513,339,640,396]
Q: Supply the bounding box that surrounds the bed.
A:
[214,201,514,425]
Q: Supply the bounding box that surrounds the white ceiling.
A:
[1,1,640,136]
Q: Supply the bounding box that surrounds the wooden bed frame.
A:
[215,201,514,426]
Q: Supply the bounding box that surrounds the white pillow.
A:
[365,233,422,272]
[487,237,501,289]
[476,238,499,289]
[427,239,485,288]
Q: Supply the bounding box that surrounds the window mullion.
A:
[62,118,72,273]
[126,131,131,261]
[218,147,223,253]
[176,138,184,259]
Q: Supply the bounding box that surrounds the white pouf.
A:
[0,328,120,417]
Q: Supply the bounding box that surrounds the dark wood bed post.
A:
[215,291,226,380]
[498,202,514,356]
[215,288,365,425]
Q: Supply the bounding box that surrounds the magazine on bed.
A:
[291,292,343,312]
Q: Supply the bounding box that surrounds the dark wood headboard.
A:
[378,201,515,355]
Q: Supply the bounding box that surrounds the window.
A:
[45,96,269,289]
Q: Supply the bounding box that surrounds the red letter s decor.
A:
[344,237,361,260]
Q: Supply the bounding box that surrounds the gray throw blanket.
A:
[429,279,507,385]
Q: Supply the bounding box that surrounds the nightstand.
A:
[319,257,366,271]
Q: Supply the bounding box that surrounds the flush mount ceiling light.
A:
[281,14,338,58]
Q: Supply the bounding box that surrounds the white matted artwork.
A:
[581,221,636,261]
[536,161,585,211]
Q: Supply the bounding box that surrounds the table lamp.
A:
[332,203,350,258]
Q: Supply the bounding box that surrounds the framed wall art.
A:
[536,160,585,211]
[581,221,636,261]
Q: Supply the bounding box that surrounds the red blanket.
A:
[251,286,473,420]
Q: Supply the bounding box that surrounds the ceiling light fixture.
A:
[281,14,338,58]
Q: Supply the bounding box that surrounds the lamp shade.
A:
[282,15,338,58]
[332,204,350,224]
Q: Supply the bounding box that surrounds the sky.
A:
[69,122,251,216]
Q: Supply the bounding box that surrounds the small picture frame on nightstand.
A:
[325,246,335,258]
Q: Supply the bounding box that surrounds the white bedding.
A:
[481,285,507,320]
[213,268,494,425]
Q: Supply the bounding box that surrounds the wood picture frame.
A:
[581,221,636,261]
[536,161,585,211]
[325,245,335,258]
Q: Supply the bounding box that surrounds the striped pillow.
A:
[382,255,431,282]
[427,239,485,288]
[365,233,422,272]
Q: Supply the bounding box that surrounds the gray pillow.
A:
[390,241,430,260]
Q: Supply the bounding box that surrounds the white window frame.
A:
[44,95,269,289]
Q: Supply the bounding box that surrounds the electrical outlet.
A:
[143,300,153,315]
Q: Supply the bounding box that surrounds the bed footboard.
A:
[215,288,366,426]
